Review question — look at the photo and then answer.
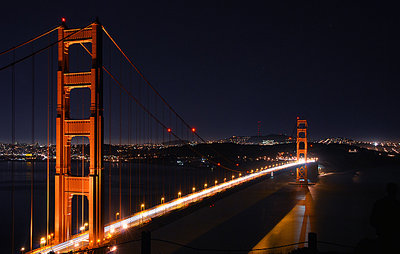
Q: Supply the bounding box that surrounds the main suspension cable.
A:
[102,66,239,173]
[0,23,93,72]
[101,25,237,167]
[102,26,207,142]
[0,25,60,56]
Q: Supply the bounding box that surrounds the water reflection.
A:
[250,186,315,253]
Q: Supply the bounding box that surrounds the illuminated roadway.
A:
[30,160,315,254]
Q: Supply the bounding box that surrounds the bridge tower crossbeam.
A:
[54,20,104,245]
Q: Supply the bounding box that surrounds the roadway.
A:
[30,160,313,254]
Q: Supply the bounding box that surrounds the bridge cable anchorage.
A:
[0,25,60,56]
[101,65,241,173]
[0,22,94,72]
[101,26,238,167]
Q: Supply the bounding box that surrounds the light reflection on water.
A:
[250,187,315,253]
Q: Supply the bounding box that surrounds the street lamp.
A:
[115,212,120,220]
[204,183,207,188]
[192,187,196,192]
[161,197,165,204]
[140,203,145,224]
[40,237,46,247]
[215,180,218,185]
[178,192,181,198]
[20,247,25,254]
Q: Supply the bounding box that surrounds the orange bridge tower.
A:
[55,20,104,244]
[296,118,308,183]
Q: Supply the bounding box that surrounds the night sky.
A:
[0,0,399,142]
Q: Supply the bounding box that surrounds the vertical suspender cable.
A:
[48,45,53,245]
[30,46,35,251]
[108,43,112,223]
[82,94,85,228]
[119,75,122,218]
[46,47,50,246]
[128,73,132,214]
[11,51,16,254]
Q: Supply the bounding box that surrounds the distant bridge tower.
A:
[55,20,104,244]
[296,118,308,183]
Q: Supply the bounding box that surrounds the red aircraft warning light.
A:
[217,163,221,166]
[61,17,66,23]
[192,128,196,132]
[167,128,171,133]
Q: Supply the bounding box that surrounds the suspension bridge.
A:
[0,19,315,254]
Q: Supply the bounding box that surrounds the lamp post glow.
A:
[204,183,207,188]
[215,180,218,185]
[161,197,165,204]
[192,187,196,192]
[40,237,46,247]
[178,192,181,198]
[115,212,120,220]
[140,203,145,224]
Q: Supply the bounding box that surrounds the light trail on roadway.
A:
[29,159,315,254]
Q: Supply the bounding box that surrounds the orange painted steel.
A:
[296,119,308,182]
[55,21,104,245]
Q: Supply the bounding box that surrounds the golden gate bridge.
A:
[0,18,313,254]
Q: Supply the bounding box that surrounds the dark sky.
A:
[0,0,399,142]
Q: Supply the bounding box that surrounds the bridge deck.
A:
[30,160,312,254]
